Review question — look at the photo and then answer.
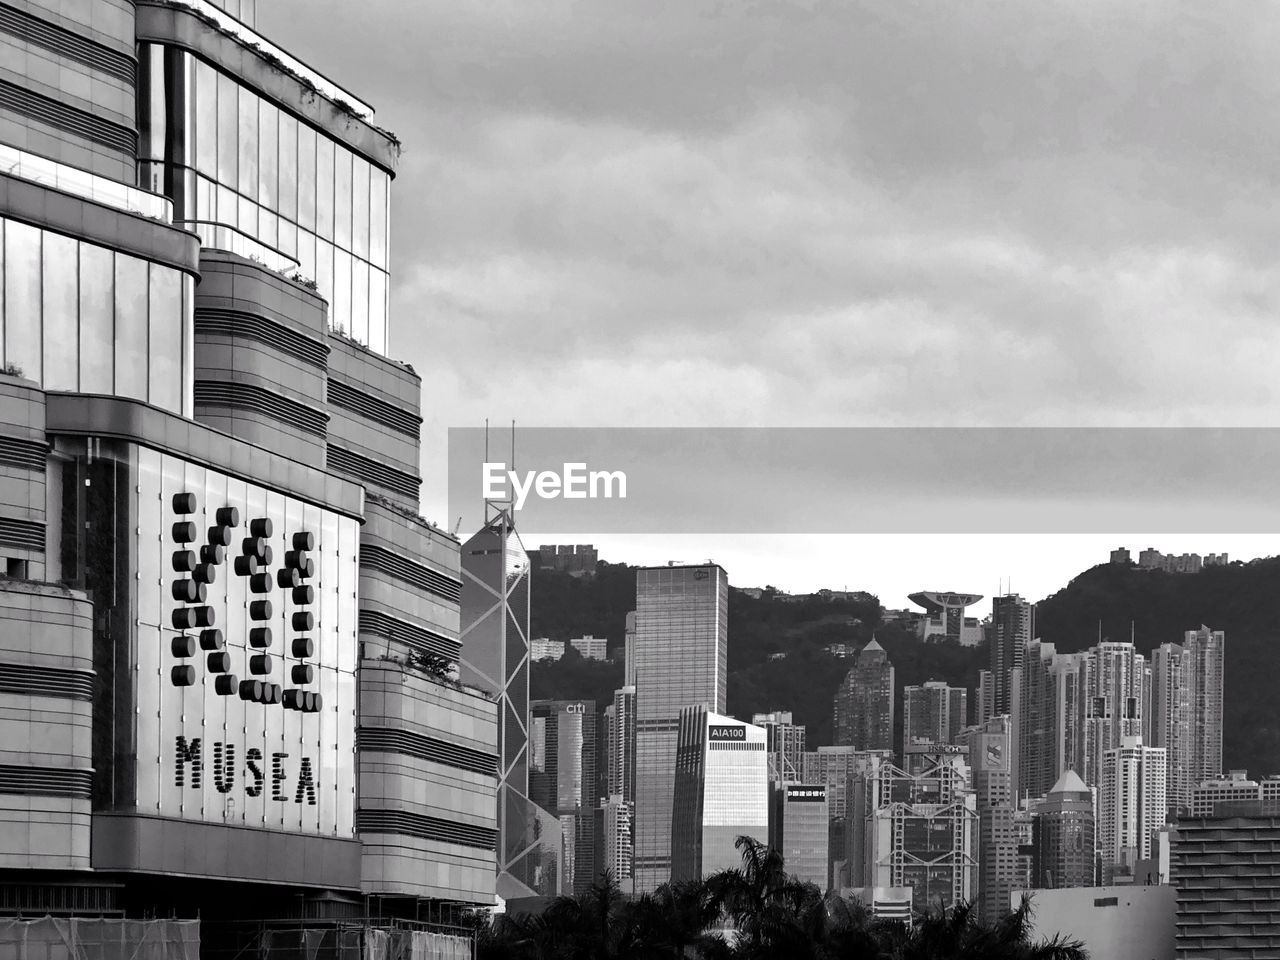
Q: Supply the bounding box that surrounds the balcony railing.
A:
[178,220,301,274]
[0,145,173,221]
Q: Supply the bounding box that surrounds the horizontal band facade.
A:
[0,78,135,155]
[326,445,420,500]
[354,808,497,851]
[194,381,329,437]
[0,763,92,799]
[326,379,420,437]
[0,661,94,701]
[361,545,461,604]
[356,726,497,777]
[0,3,136,82]
[358,609,461,660]
[195,308,330,368]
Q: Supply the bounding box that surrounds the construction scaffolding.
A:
[0,917,199,960]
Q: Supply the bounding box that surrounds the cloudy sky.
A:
[264,1,1280,611]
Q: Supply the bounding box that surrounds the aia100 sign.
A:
[132,448,360,838]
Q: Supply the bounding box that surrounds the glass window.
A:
[297,122,316,231]
[79,244,113,393]
[369,267,387,355]
[277,218,297,259]
[332,247,351,336]
[333,147,352,250]
[217,71,237,188]
[194,59,218,177]
[369,170,388,269]
[351,257,368,346]
[42,231,78,391]
[148,265,183,413]
[217,184,238,229]
[315,136,334,240]
[351,158,369,260]
[239,196,258,239]
[113,255,149,401]
[238,85,259,199]
[258,100,277,211]
[258,209,278,251]
[314,239,333,320]
[4,220,42,382]
[195,175,216,222]
[278,112,298,223]
[296,228,316,284]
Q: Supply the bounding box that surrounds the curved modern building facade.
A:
[0,0,496,953]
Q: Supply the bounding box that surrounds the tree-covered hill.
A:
[530,556,1280,775]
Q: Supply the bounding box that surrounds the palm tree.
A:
[878,895,1089,960]
[705,835,825,959]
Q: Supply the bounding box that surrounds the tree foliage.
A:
[473,840,1088,960]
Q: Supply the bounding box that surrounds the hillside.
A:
[529,556,1280,776]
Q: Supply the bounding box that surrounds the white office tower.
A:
[670,708,768,881]
[1099,736,1167,883]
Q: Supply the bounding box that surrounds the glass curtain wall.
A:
[137,44,391,354]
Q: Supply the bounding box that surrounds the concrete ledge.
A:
[91,813,362,890]
[44,393,364,520]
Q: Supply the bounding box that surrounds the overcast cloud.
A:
[263,1,1280,594]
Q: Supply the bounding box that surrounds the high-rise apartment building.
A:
[0,1,497,950]
[1032,770,1096,889]
[632,564,728,891]
[832,640,894,752]
[978,669,995,724]
[1172,804,1280,959]
[1084,643,1147,789]
[670,708,768,882]
[530,700,599,895]
[1098,737,1166,882]
[857,752,978,910]
[908,591,984,646]
[1151,641,1192,814]
[462,511,561,899]
[989,594,1033,717]
[595,795,633,885]
[752,710,806,783]
[1016,641,1087,800]
[1149,627,1226,817]
[609,686,637,803]
[569,635,608,660]
[769,783,830,889]
[903,681,968,754]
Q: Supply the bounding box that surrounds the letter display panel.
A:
[134,448,357,837]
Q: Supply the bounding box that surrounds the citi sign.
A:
[708,725,746,741]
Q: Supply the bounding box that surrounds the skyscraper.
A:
[461,510,562,898]
[902,681,968,753]
[530,700,598,895]
[1149,627,1226,818]
[633,564,728,892]
[770,783,830,889]
[1098,736,1166,882]
[1032,770,1096,889]
[1083,642,1147,789]
[1016,641,1087,800]
[988,594,1033,717]
[670,708,768,882]
[860,752,978,910]
[832,640,894,752]
[609,686,637,803]
[1184,626,1225,789]
[959,716,1018,922]
[753,710,806,783]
